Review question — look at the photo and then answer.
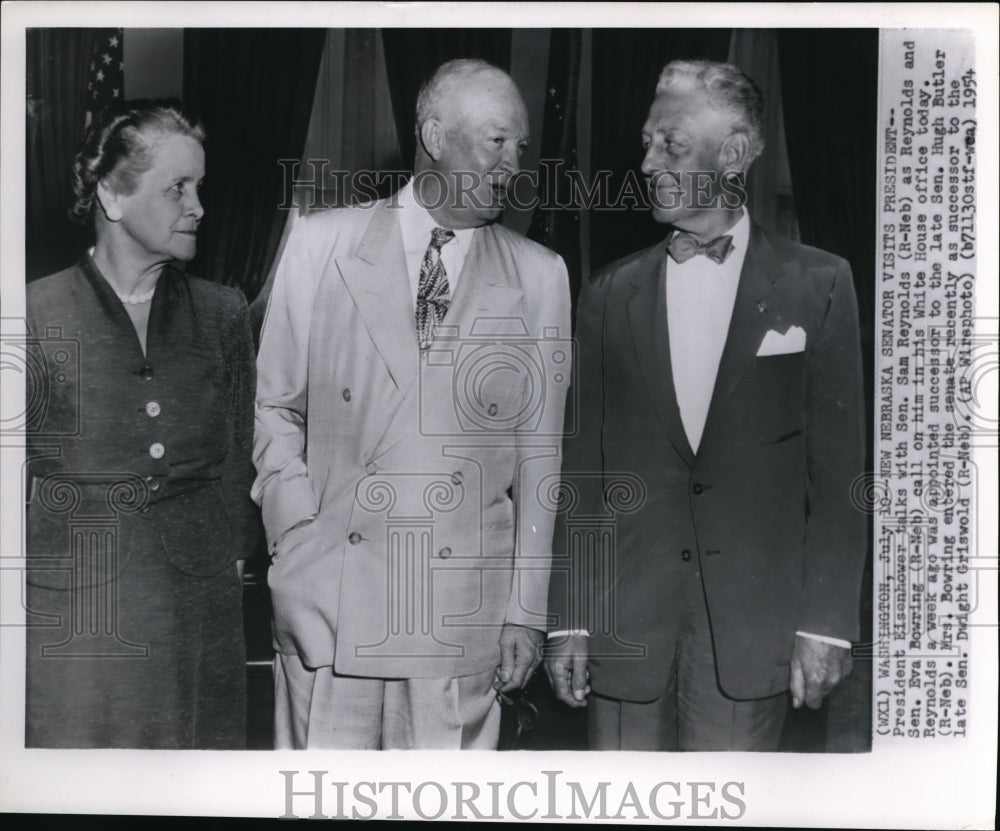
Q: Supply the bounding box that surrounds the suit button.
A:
[138,364,154,380]
[365,462,377,476]
[681,549,692,562]
[145,401,161,417]
[149,442,165,459]
[450,470,463,486]
[438,546,452,559]
[487,403,498,417]
[692,483,704,495]
[342,388,352,402]
[348,532,361,545]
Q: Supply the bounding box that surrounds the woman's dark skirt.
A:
[25,524,246,749]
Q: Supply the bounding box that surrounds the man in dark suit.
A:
[545,59,866,751]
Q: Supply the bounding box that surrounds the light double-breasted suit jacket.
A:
[253,198,571,679]
[548,223,867,702]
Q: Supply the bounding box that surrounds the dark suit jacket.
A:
[548,223,867,702]
[25,255,260,588]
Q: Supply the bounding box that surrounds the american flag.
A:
[85,28,124,127]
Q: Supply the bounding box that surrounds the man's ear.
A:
[419,118,446,162]
[719,131,753,174]
[95,180,123,222]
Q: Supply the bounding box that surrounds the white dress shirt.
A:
[395,179,475,309]
[666,210,749,454]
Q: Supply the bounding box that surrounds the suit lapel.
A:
[381,225,522,457]
[626,243,695,466]
[352,221,527,461]
[335,201,419,393]
[444,224,526,332]
[700,223,782,444]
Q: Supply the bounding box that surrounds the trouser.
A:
[588,568,788,751]
[273,652,501,749]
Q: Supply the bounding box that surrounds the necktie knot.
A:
[430,227,455,251]
[666,231,734,265]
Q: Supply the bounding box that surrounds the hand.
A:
[494,624,544,693]
[544,633,590,708]
[789,635,853,709]
[236,559,246,584]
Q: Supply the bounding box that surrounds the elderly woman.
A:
[25,99,257,748]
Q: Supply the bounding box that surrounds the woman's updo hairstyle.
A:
[70,98,205,225]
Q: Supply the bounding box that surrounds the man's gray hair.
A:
[656,59,765,163]
[414,58,503,140]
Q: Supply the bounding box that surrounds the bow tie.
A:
[666,231,734,264]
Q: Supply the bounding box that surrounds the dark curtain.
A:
[183,29,326,302]
[26,29,101,281]
[779,29,878,361]
[527,29,583,298]
[380,29,513,169]
[778,28,878,753]
[589,29,732,270]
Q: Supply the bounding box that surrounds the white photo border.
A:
[1,3,996,826]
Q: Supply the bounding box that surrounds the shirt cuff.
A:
[796,630,851,648]
[548,629,589,639]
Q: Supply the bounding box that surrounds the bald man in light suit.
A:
[254,59,571,749]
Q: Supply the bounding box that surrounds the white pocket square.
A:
[756,325,806,356]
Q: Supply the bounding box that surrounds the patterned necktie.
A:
[416,227,455,350]
[666,231,734,264]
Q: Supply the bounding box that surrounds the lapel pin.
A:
[757,301,767,314]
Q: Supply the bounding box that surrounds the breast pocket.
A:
[751,351,807,444]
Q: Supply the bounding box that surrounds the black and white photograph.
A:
[1,2,996,825]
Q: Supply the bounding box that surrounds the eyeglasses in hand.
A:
[496,687,539,743]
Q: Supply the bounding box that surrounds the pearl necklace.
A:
[87,248,158,305]
[117,286,156,305]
